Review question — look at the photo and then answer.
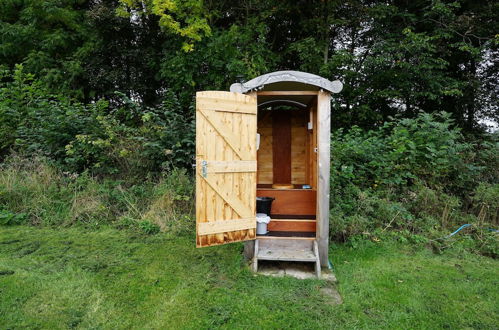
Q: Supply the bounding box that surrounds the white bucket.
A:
[256,213,271,235]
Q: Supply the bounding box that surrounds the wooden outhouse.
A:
[195,71,343,276]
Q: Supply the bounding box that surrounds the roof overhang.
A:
[230,70,343,94]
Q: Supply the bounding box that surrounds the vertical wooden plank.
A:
[206,112,217,246]
[247,92,257,239]
[215,113,226,246]
[244,91,258,258]
[272,110,292,184]
[305,107,311,186]
[237,110,246,242]
[226,111,235,242]
[195,102,203,246]
[257,111,273,184]
[316,90,331,267]
[311,104,318,189]
[291,110,308,184]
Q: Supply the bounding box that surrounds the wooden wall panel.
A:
[257,111,273,184]
[257,109,309,185]
[256,189,316,216]
[309,105,318,189]
[272,110,292,183]
[267,219,316,232]
[291,111,308,184]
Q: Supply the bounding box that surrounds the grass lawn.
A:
[0,226,497,329]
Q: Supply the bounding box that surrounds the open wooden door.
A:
[196,91,257,247]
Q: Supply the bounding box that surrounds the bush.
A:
[471,183,499,225]
[331,112,477,192]
[329,112,499,253]
[406,184,461,229]
[0,66,195,179]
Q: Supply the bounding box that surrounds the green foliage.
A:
[138,220,161,235]
[0,67,194,178]
[2,1,497,129]
[0,209,26,225]
[330,112,498,257]
[0,156,194,234]
[331,112,476,191]
[471,183,499,225]
[117,0,211,51]
[64,92,194,176]
[0,0,497,258]
[0,0,93,99]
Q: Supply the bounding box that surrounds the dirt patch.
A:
[320,286,343,305]
[257,260,338,281]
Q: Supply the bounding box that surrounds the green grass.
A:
[0,226,497,329]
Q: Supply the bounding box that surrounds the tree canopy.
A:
[0,0,497,131]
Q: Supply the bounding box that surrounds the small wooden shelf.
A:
[257,231,315,238]
[257,188,315,191]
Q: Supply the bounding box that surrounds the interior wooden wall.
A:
[257,111,273,183]
[291,111,308,184]
[257,109,309,185]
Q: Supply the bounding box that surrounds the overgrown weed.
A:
[0,156,194,234]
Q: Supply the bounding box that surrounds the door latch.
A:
[201,160,208,178]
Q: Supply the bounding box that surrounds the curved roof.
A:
[230,70,343,94]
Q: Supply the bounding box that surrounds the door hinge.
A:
[201,160,208,178]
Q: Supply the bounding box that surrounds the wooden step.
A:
[267,219,316,232]
[259,238,314,250]
[257,238,315,261]
[252,239,321,277]
[257,247,316,262]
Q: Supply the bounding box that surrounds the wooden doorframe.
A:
[316,90,331,267]
[243,90,331,268]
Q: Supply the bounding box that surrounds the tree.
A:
[117,0,211,51]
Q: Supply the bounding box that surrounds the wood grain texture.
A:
[196,91,257,247]
[206,160,257,173]
[198,218,257,235]
[272,110,291,184]
[256,189,316,216]
[309,104,318,189]
[257,111,273,184]
[291,110,308,184]
[267,219,316,232]
[196,97,257,114]
[257,109,309,185]
[316,90,331,267]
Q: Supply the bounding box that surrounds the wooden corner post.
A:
[316,90,331,268]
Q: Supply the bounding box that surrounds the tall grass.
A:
[0,155,194,234]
